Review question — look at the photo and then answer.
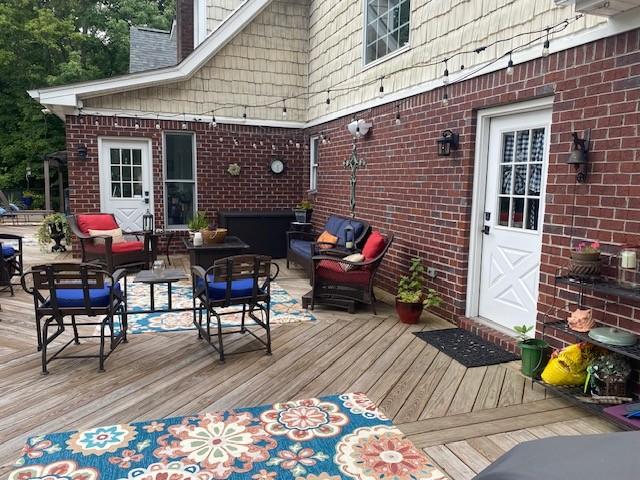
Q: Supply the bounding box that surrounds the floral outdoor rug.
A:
[10,393,447,480]
[122,281,315,334]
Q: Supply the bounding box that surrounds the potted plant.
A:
[36,213,71,252]
[293,200,313,223]
[569,240,601,279]
[187,211,209,241]
[21,191,34,209]
[514,324,550,378]
[201,222,228,245]
[586,353,631,397]
[395,257,442,324]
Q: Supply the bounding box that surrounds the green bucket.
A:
[519,339,550,378]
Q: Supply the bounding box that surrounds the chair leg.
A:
[197,306,203,339]
[99,320,106,372]
[214,312,225,363]
[41,319,50,375]
[70,315,81,344]
[35,316,43,352]
[121,305,128,343]
[240,304,246,333]
[265,303,272,355]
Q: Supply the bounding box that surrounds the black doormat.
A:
[414,328,520,368]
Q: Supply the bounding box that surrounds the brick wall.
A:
[65,115,306,242]
[306,29,640,335]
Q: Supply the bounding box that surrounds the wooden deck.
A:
[0,226,619,479]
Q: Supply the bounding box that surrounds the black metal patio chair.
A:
[21,263,127,374]
[191,255,278,362]
[0,233,23,295]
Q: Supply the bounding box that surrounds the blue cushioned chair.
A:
[286,214,370,278]
[0,233,23,296]
[21,263,127,374]
[191,255,278,363]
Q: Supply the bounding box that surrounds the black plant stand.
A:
[49,225,67,252]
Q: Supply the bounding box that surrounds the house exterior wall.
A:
[84,0,309,122]
[305,30,640,345]
[207,0,244,33]
[65,115,306,237]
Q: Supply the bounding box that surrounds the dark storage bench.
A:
[218,211,295,259]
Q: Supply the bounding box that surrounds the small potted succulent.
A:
[514,325,550,378]
[569,240,601,279]
[187,211,209,242]
[36,213,71,252]
[293,200,313,223]
[395,257,442,324]
[586,352,631,397]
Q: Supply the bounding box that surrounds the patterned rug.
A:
[10,393,446,480]
[123,281,315,334]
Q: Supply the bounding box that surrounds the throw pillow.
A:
[341,253,364,271]
[362,231,386,259]
[317,230,338,249]
[88,228,125,245]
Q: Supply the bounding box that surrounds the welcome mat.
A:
[10,393,447,480]
[123,281,315,334]
[414,328,520,368]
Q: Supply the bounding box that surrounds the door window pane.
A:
[502,133,514,163]
[528,164,542,195]
[500,165,512,194]
[365,0,410,64]
[526,199,540,231]
[530,128,545,162]
[512,198,524,228]
[515,130,530,162]
[513,165,527,195]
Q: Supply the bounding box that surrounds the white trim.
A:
[465,97,554,319]
[163,131,198,230]
[27,0,270,107]
[309,136,319,191]
[196,0,208,45]
[80,108,306,129]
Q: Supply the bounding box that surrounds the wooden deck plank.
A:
[447,366,488,415]
[497,367,526,407]
[445,441,492,473]
[419,360,467,420]
[472,364,507,411]
[424,445,476,480]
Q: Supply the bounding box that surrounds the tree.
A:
[0,0,175,200]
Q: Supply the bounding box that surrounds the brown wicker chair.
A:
[310,231,394,314]
[21,263,127,374]
[68,213,157,273]
[0,233,23,295]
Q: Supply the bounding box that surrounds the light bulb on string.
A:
[395,105,401,126]
[542,27,551,57]
[443,59,449,85]
[272,144,276,150]
[326,90,331,110]
[282,100,287,119]
[113,116,119,127]
[219,137,224,143]
[253,142,257,149]
[242,106,247,121]
[155,116,161,129]
[181,113,187,130]
[210,115,217,128]
[134,116,140,129]
[442,91,449,106]
[233,137,239,147]
[260,140,264,146]
[378,77,385,98]
[506,52,514,76]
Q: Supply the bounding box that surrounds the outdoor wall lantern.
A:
[436,130,460,156]
[347,118,372,138]
[77,144,88,160]
[567,129,590,183]
[143,208,154,232]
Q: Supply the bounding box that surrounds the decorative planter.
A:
[21,196,33,208]
[48,224,67,252]
[201,228,228,245]
[293,208,312,223]
[395,299,424,324]
[569,250,601,279]
[518,339,550,378]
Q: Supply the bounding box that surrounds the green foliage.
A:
[0,0,175,192]
[513,324,534,342]
[36,213,71,250]
[396,257,442,308]
[296,200,313,210]
[187,211,209,232]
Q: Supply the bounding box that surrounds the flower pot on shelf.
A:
[518,339,550,378]
[569,250,601,279]
[395,299,424,324]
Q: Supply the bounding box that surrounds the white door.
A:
[478,109,551,330]
[99,139,153,231]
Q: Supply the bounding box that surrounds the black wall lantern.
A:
[567,129,590,183]
[142,208,154,232]
[437,130,460,156]
[77,144,88,160]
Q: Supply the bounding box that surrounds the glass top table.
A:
[128,268,189,313]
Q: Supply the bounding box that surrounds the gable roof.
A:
[28,0,272,117]
[129,25,177,73]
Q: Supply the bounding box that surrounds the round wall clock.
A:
[270,157,285,175]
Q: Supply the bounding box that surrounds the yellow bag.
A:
[541,343,592,386]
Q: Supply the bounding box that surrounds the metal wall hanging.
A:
[567,129,590,183]
[344,142,366,217]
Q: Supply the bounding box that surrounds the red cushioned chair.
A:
[68,213,157,273]
[310,231,393,314]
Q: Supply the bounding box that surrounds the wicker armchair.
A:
[310,231,394,314]
[68,213,157,273]
[0,234,23,295]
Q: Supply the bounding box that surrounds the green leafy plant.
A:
[513,324,534,343]
[295,200,313,210]
[187,211,209,232]
[36,213,71,250]
[396,257,442,307]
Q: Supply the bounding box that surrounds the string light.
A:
[253,142,257,149]
[113,115,119,127]
[326,90,331,110]
[242,106,247,121]
[506,52,514,76]
[395,104,401,125]
[219,137,224,142]
[442,90,449,106]
[379,76,385,98]
[134,116,140,129]
[210,115,217,128]
[321,133,328,144]
[282,99,287,119]
[155,115,161,129]
[181,113,187,130]
[272,144,276,150]
[233,137,239,146]
[542,27,551,57]
[442,59,449,85]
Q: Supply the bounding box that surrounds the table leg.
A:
[166,232,174,265]
[168,282,173,311]
[150,283,155,312]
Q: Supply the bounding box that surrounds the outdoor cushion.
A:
[317,230,338,248]
[49,283,121,308]
[89,228,125,244]
[290,239,313,259]
[336,220,365,246]
[362,231,386,260]
[340,253,365,271]
[325,216,345,237]
[77,214,119,234]
[2,245,16,257]
[316,259,371,285]
[111,241,144,253]
[197,276,262,301]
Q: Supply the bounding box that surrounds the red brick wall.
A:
[65,115,306,237]
[306,29,640,332]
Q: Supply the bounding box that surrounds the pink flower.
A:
[142,421,165,433]
[277,448,318,470]
[107,449,143,469]
[252,470,277,480]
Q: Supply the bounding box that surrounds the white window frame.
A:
[163,131,198,230]
[309,136,319,192]
[362,0,412,68]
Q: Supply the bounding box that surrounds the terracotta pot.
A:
[569,250,601,279]
[395,299,424,324]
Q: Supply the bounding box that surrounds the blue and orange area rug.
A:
[124,281,315,334]
[10,393,446,480]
